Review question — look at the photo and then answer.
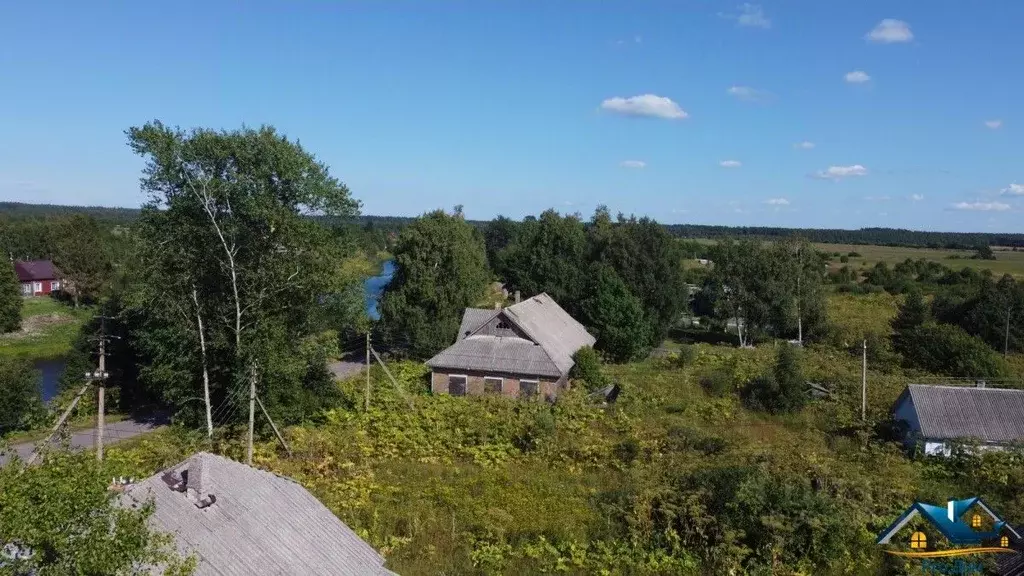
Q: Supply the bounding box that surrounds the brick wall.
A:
[430,369,562,400]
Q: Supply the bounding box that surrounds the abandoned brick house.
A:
[426,293,596,400]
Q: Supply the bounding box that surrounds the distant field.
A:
[814,242,1024,278]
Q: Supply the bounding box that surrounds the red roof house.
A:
[14,260,62,296]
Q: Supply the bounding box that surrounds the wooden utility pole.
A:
[95,317,110,461]
[365,333,371,411]
[861,339,867,421]
[247,364,256,465]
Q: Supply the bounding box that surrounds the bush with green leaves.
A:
[741,344,807,413]
[0,450,195,575]
[0,260,21,333]
[569,346,610,391]
[0,357,45,435]
[894,322,1009,377]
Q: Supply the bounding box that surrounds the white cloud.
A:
[845,70,871,83]
[726,85,769,102]
[794,141,815,150]
[865,19,913,44]
[600,94,688,119]
[950,201,1011,212]
[910,194,925,201]
[719,160,742,168]
[1001,183,1024,196]
[764,198,790,206]
[735,4,771,28]
[620,160,646,169]
[815,164,868,180]
[985,119,1003,129]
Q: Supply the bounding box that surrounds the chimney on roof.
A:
[976,380,987,389]
[185,455,216,509]
[514,290,521,304]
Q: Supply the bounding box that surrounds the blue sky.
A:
[1,1,1022,232]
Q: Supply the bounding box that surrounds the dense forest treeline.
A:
[4,201,1024,248]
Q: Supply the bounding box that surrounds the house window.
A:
[496,320,512,330]
[910,531,927,550]
[21,283,31,296]
[971,514,982,529]
[483,377,503,394]
[449,375,467,396]
[51,280,60,291]
[1002,536,1010,548]
[519,379,539,399]
[32,281,42,294]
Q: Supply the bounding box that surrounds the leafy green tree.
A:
[578,264,652,362]
[50,214,113,307]
[497,210,588,313]
[569,346,609,391]
[973,244,996,260]
[742,344,807,413]
[126,120,359,426]
[378,210,489,358]
[891,288,928,333]
[0,260,21,333]
[895,323,1009,377]
[0,358,44,434]
[483,216,519,277]
[589,212,687,345]
[0,450,195,575]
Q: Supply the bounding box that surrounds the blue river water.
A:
[364,260,395,320]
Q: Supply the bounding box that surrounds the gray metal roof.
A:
[902,384,1024,443]
[124,452,394,576]
[425,335,562,377]
[428,294,596,377]
[456,308,498,341]
[502,293,596,374]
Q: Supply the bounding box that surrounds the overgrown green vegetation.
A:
[0,450,195,575]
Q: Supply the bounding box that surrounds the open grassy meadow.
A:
[815,242,1024,278]
[0,297,92,359]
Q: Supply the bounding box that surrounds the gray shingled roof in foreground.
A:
[425,335,562,377]
[123,452,394,576]
[502,293,596,374]
[903,384,1024,443]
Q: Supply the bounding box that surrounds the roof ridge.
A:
[910,383,1024,392]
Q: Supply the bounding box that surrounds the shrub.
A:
[847,251,861,257]
[699,368,736,398]
[569,346,609,391]
[894,323,1009,377]
[0,262,20,334]
[839,255,849,263]
[661,344,696,369]
[741,345,807,413]
[0,358,45,435]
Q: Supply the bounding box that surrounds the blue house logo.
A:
[877,497,1021,559]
